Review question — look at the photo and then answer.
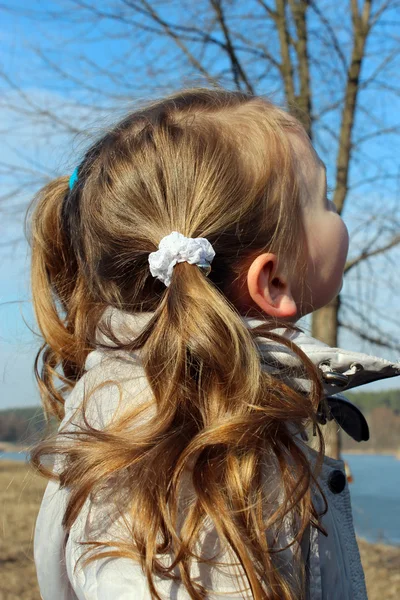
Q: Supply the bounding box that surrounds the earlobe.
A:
[247,253,298,319]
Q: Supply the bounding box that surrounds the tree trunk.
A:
[311,296,342,459]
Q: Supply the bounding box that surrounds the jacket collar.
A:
[86,306,400,442]
[91,305,400,392]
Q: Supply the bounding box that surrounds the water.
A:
[0,450,30,462]
[343,453,400,546]
[1,449,399,546]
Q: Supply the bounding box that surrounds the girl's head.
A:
[28,87,347,367]
[28,87,339,600]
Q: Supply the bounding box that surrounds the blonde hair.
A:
[27,87,327,600]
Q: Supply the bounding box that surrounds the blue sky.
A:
[1,0,400,409]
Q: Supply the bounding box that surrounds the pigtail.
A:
[26,177,92,421]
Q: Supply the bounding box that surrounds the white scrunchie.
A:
[148,231,216,287]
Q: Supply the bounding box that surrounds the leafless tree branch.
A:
[348,172,400,191]
[369,0,400,31]
[210,0,254,92]
[353,124,400,146]
[359,44,400,91]
[308,0,348,76]
[345,234,400,274]
[338,320,400,352]
[274,0,296,114]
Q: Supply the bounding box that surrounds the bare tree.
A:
[2,0,400,458]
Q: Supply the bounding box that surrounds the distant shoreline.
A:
[0,442,29,453]
[343,449,399,458]
[356,534,400,549]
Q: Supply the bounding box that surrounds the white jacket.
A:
[34,307,400,599]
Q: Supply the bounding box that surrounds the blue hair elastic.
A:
[69,166,79,190]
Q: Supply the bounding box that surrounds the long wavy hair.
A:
[27,87,328,600]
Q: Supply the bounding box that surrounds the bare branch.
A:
[353,124,400,146]
[256,0,278,22]
[229,30,283,74]
[275,0,296,114]
[134,0,218,84]
[256,0,298,48]
[348,172,400,191]
[210,0,254,92]
[369,0,400,31]
[333,0,372,212]
[371,79,400,96]
[338,318,400,352]
[359,44,400,91]
[70,0,227,75]
[0,186,37,206]
[361,0,373,32]
[0,160,50,181]
[0,70,81,135]
[341,296,400,331]
[287,0,312,126]
[345,234,400,274]
[317,122,340,143]
[308,0,348,75]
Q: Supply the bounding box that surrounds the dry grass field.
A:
[1,459,399,600]
[1,460,47,600]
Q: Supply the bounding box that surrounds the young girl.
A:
[29,87,382,600]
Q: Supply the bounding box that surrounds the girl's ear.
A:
[246,253,297,319]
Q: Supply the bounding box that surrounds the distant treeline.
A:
[342,389,400,452]
[1,388,400,450]
[346,389,400,414]
[0,406,57,446]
